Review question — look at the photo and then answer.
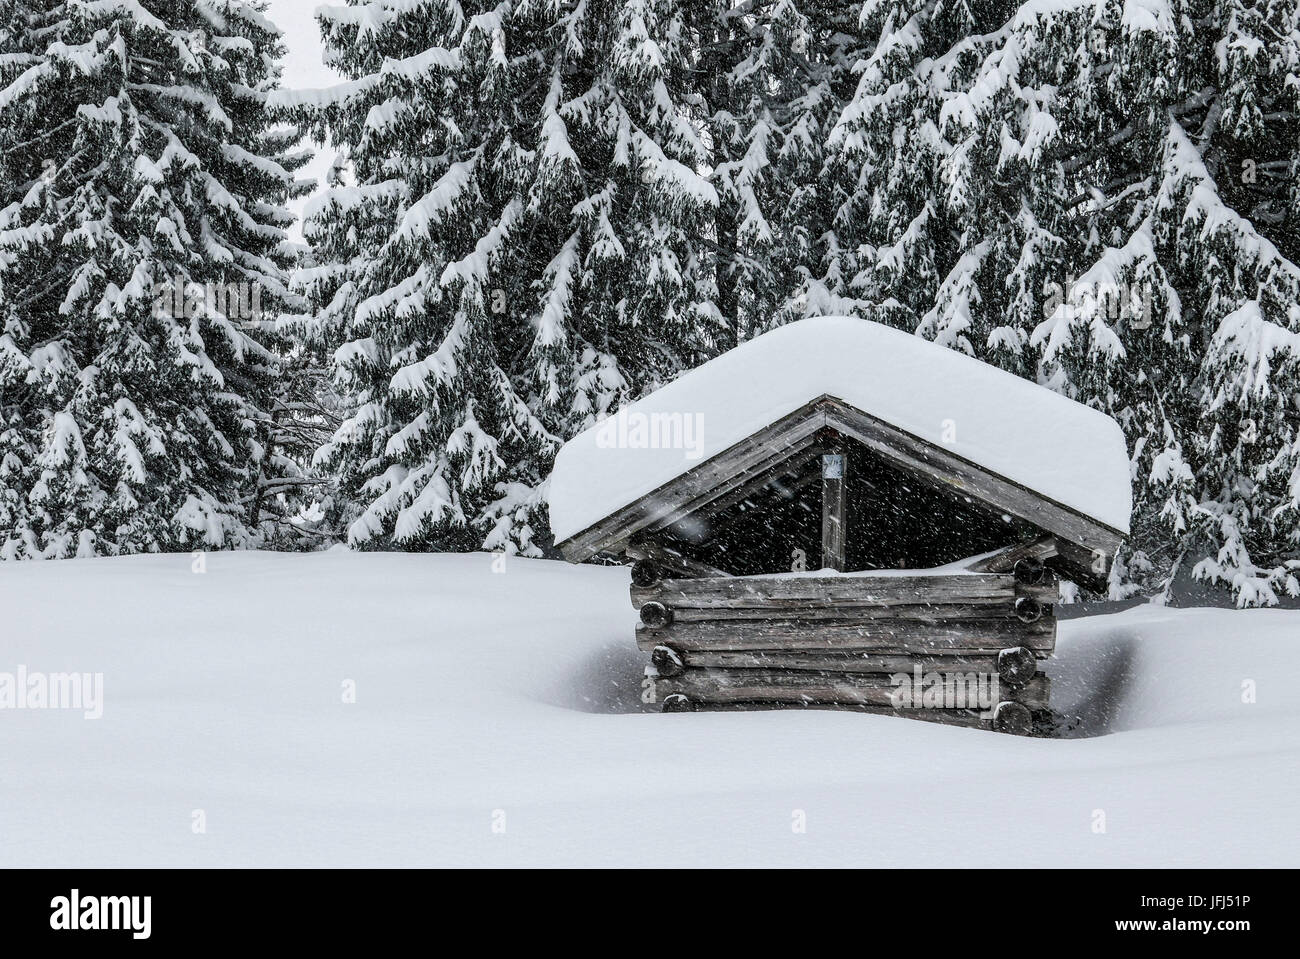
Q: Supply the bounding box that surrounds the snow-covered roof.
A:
[548,316,1132,544]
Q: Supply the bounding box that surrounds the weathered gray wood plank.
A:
[664,602,1044,623]
[632,572,1057,612]
[678,650,1006,673]
[966,536,1060,573]
[689,442,825,527]
[648,433,823,540]
[632,572,1016,608]
[656,670,1049,709]
[821,450,847,571]
[659,699,998,730]
[636,617,1056,653]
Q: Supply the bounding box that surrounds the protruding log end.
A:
[997,646,1037,686]
[650,644,685,678]
[639,600,673,629]
[1013,556,1047,585]
[993,701,1033,735]
[1014,596,1043,624]
[662,693,695,713]
[630,559,661,588]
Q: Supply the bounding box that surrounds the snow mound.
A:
[1049,605,1300,736]
[549,316,1132,544]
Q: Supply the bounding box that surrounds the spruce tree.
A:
[705,0,869,342]
[832,0,1300,604]
[279,0,719,555]
[0,0,309,559]
[0,1,52,557]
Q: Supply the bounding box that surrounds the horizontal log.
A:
[655,670,1050,706]
[632,572,1018,610]
[655,670,1048,710]
[639,601,673,628]
[630,559,661,588]
[657,697,997,730]
[650,644,685,678]
[994,701,1034,735]
[1014,596,1045,624]
[679,650,1008,673]
[997,646,1038,686]
[636,616,1056,654]
[663,601,1050,624]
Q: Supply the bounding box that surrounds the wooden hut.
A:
[548,317,1131,733]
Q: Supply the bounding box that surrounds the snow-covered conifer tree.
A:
[705,0,869,341]
[279,0,719,555]
[832,0,1300,603]
[0,0,309,559]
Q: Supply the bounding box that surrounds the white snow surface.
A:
[548,316,1132,543]
[1,551,1296,867]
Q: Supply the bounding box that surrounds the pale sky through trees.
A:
[265,0,339,238]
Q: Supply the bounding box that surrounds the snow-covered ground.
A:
[1,550,1296,867]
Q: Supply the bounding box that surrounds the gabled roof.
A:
[549,316,1131,559]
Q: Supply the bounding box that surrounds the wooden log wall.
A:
[632,563,1057,734]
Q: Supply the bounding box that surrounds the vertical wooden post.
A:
[821,449,846,571]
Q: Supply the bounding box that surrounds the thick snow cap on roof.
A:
[548,316,1132,544]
